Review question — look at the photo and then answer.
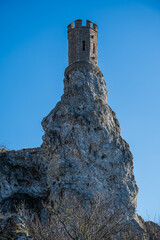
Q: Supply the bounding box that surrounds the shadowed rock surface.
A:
[145,221,160,240]
[0,62,159,239]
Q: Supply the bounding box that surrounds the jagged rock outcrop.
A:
[0,62,158,239]
[145,221,160,240]
[0,148,48,213]
[42,62,138,212]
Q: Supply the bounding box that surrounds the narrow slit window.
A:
[93,43,95,54]
[82,41,85,51]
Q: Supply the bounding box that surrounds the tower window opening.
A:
[82,41,85,51]
[93,43,95,54]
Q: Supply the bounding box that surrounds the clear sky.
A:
[0,0,160,223]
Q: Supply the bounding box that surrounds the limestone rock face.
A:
[0,148,48,212]
[0,61,154,238]
[41,62,138,213]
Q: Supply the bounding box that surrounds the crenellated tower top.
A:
[67,19,98,66]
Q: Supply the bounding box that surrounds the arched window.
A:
[93,43,95,54]
[82,41,85,51]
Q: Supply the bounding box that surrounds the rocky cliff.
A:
[42,62,137,212]
[0,61,157,239]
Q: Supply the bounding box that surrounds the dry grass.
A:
[0,145,7,152]
[18,194,138,240]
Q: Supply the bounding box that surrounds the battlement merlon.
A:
[67,19,98,32]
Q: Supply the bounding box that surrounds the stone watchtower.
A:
[67,19,98,66]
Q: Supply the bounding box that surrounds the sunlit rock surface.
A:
[42,62,137,212]
[0,62,157,239]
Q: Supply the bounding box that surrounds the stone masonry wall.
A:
[68,19,98,65]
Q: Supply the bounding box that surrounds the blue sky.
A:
[0,0,160,222]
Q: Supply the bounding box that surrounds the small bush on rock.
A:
[18,194,142,240]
